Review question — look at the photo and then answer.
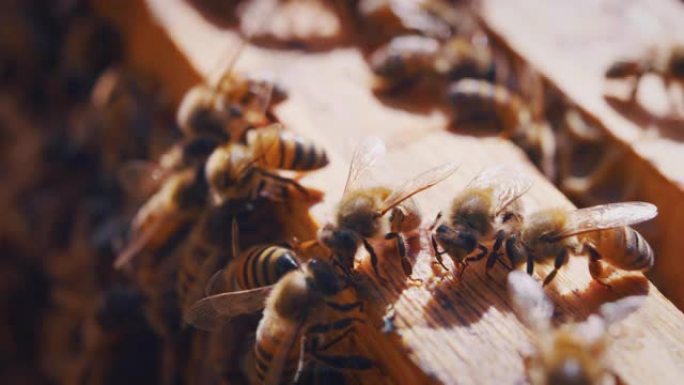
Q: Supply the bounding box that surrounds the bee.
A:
[508,270,645,385]
[370,34,494,93]
[186,259,372,385]
[205,123,328,204]
[318,137,459,279]
[179,219,302,318]
[506,202,657,286]
[176,40,280,143]
[431,166,532,276]
[448,78,556,178]
[605,45,684,110]
[113,166,208,269]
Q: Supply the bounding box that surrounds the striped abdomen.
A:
[448,78,527,131]
[591,226,654,271]
[254,316,301,385]
[248,128,329,171]
[233,246,301,290]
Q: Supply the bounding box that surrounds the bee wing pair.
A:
[184,285,274,331]
[466,166,533,216]
[117,160,169,200]
[343,137,459,216]
[508,271,646,333]
[544,202,658,241]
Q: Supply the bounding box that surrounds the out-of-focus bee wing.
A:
[342,137,386,196]
[184,286,273,331]
[117,160,166,199]
[249,80,274,116]
[507,271,553,332]
[113,214,170,269]
[263,318,305,385]
[598,295,646,325]
[378,161,459,216]
[553,202,658,239]
[467,166,533,216]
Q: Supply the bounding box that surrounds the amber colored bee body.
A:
[506,202,657,286]
[205,124,329,204]
[508,271,646,385]
[318,137,458,279]
[431,167,530,276]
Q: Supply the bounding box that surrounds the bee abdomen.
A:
[235,246,301,290]
[254,335,300,385]
[250,129,329,171]
[622,227,654,271]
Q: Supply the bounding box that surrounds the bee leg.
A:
[362,238,384,281]
[325,300,364,313]
[385,232,419,281]
[428,211,443,231]
[461,244,488,278]
[542,248,569,286]
[431,234,450,271]
[307,317,365,335]
[257,169,310,196]
[305,321,375,371]
[584,244,612,288]
[526,254,535,275]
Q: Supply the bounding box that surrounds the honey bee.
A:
[605,45,684,110]
[113,166,208,269]
[508,270,645,385]
[318,137,459,279]
[506,202,657,286]
[430,166,532,276]
[176,40,279,143]
[179,219,302,319]
[370,34,494,93]
[186,259,372,385]
[205,123,328,204]
[448,78,556,178]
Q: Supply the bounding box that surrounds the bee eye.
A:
[436,225,449,234]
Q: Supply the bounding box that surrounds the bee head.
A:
[317,223,360,257]
[434,224,478,256]
[177,85,228,140]
[306,259,342,297]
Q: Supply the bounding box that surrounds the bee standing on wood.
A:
[205,123,329,204]
[186,259,373,385]
[605,45,684,113]
[508,271,645,385]
[430,166,531,276]
[506,202,657,286]
[318,137,459,280]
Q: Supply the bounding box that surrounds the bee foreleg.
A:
[362,238,384,281]
[385,232,418,280]
[584,243,612,287]
[307,317,365,336]
[542,248,569,286]
[431,234,449,271]
[428,211,443,231]
[325,300,364,313]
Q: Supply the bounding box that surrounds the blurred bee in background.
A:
[605,45,684,114]
[176,39,285,143]
[114,166,208,269]
[506,202,657,286]
[205,123,328,205]
[186,258,372,385]
[318,137,459,279]
[448,78,557,178]
[370,33,494,94]
[180,218,302,322]
[508,271,645,385]
[430,167,531,276]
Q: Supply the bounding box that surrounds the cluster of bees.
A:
[0,1,671,385]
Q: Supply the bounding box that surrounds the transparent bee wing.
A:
[342,137,386,196]
[598,295,646,326]
[263,318,305,385]
[184,286,273,331]
[553,202,658,240]
[378,161,459,216]
[248,80,274,118]
[466,166,533,216]
[507,271,553,332]
[117,160,167,199]
[113,213,170,269]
